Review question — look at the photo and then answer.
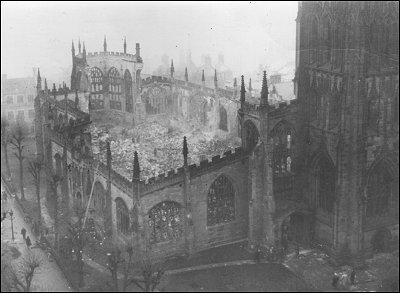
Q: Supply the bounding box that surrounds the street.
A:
[1,178,73,292]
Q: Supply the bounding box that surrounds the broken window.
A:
[125,70,133,113]
[207,175,235,226]
[316,156,335,213]
[90,67,103,92]
[271,122,294,200]
[109,67,121,110]
[219,106,228,131]
[54,153,62,177]
[148,201,182,243]
[367,162,393,217]
[243,120,259,150]
[116,198,130,235]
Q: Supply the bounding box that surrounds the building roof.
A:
[2,77,36,94]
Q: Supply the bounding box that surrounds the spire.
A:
[103,35,107,52]
[123,37,127,54]
[170,59,175,78]
[201,69,205,86]
[37,68,41,90]
[260,70,269,106]
[52,83,56,92]
[214,69,218,89]
[249,78,252,92]
[133,151,140,181]
[44,78,48,91]
[184,67,188,82]
[78,38,81,54]
[240,75,246,105]
[182,136,188,166]
[72,40,75,56]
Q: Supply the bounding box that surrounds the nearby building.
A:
[35,1,398,264]
[1,70,37,132]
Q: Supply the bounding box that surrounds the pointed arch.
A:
[219,106,228,131]
[207,174,235,226]
[366,158,397,217]
[90,67,103,92]
[270,120,295,200]
[109,67,121,109]
[312,152,336,213]
[243,120,259,151]
[148,201,183,243]
[115,197,130,235]
[124,69,133,113]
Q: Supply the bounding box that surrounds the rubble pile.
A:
[90,118,241,181]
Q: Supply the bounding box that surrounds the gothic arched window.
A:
[116,198,130,235]
[366,162,393,217]
[148,201,182,243]
[316,156,335,213]
[109,67,121,110]
[271,122,294,200]
[54,153,62,177]
[124,70,133,113]
[207,175,235,226]
[93,181,106,212]
[90,67,103,92]
[243,120,259,151]
[219,106,228,131]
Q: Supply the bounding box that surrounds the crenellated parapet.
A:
[139,146,248,195]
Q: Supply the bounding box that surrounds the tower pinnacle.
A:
[104,35,107,52]
[240,75,246,106]
[260,71,269,106]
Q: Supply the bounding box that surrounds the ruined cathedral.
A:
[35,1,398,264]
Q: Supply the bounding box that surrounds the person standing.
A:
[21,227,27,240]
[26,236,32,249]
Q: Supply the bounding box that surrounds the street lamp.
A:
[9,209,14,241]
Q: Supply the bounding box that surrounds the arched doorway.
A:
[281,212,310,246]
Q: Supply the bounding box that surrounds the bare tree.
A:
[106,245,166,292]
[1,116,11,178]
[10,123,27,201]
[6,251,43,292]
[27,159,43,236]
[48,174,62,250]
[131,248,166,292]
[66,204,90,288]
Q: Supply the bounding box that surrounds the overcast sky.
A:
[1,1,298,83]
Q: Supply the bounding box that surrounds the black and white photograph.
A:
[1,1,399,292]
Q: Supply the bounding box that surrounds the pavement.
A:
[1,178,73,292]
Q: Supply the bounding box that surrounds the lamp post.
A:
[9,209,14,241]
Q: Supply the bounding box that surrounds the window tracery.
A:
[148,201,182,243]
[207,175,235,226]
[116,198,130,235]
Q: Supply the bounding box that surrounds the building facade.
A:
[1,70,37,132]
[35,1,398,264]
